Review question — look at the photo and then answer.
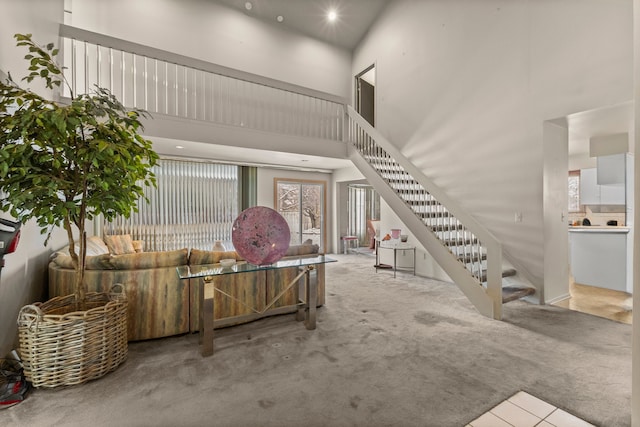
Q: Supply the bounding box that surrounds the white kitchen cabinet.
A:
[597,153,626,185]
[580,167,625,205]
[569,228,631,293]
[579,168,600,205]
[600,182,625,204]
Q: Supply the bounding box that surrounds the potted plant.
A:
[0,34,158,387]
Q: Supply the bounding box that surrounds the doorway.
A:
[274,179,326,252]
[355,65,375,126]
[544,103,633,324]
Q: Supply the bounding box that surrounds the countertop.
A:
[568,226,630,233]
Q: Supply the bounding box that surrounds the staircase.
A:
[346,107,534,319]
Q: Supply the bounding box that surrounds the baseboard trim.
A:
[546,293,570,305]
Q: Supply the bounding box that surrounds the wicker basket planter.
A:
[17,284,128,388]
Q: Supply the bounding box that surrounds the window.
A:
[275,179,326,251]
[568,170,581,212]
[103,159,239,251]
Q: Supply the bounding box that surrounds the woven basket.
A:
[17,284,128,388]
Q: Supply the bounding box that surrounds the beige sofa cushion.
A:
[189,243,319,266]
[189,249,243,266]
[52,253,113,270]
[109,248,189,270]
[285,243,320,256]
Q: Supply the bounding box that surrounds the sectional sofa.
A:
[48,238,325,341]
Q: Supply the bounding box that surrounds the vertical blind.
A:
[348,185,380,245]
[103,159,239,252]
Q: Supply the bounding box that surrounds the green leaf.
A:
[0,34,158,302]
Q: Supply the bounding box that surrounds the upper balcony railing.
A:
[59,25,346,141]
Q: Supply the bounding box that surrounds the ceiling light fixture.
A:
[327,10,337,22]
[244,2,253,11]
[276,15,284,23]
[175,145,184,149]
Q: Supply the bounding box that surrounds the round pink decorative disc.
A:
[232,206,291,265]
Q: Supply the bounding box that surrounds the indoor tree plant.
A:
[0,34,158,387]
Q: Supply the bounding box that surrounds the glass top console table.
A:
[177,255,336,357]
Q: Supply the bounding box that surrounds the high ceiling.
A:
[211,0,390,51]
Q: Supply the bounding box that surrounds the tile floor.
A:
[466,391,595,427]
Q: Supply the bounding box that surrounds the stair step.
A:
[458,253,487,263]
[431,224,465,232]
[417,211,452,219]
[502,285,536,303]
[381,173,412,181]
[479,268,516,283]
[404,199,440,206]
[363,155,397,164]
[390,184,423,192]
[442,238,479,246]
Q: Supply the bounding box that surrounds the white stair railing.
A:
[59,24,345,141]
[347,106,504,319]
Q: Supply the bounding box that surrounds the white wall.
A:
[353,0,632,287]
[0,0,67,358]
[543,121,570,303]
[632,0,640,423]
[68,0,352,99]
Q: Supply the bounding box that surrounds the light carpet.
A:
[4,254,632,426]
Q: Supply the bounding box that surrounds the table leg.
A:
[304,266,317,330]
[201,276,215,357]
[413,249,416,276]
[296,270,305,322]
[393,248,397,278]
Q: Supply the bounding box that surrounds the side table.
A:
[375,241,416,278]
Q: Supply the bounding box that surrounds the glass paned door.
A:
[275,179,325,251]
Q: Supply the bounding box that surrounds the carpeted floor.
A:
[4,254,632,426]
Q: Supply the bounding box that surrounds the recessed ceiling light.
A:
[244,2,253,11]
[175,145,184,149]
[327,10,337,22]
[276,15,284,23]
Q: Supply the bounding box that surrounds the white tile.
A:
[508,391,557,419]
[535,421,555,427]
[545,408,596,427]
[469,411,514,427]
[491,400,542,427]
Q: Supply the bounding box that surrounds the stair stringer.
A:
[348,145,502,320]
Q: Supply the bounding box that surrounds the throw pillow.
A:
[132,240,144,253]
[86,235,111,256]
[54,235,110,258]
[104,234,136,255]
